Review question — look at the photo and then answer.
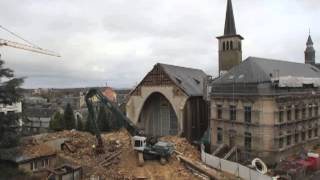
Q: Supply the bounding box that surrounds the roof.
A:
[159,63,208,96]
[224,0,237,36]
[212,57,320,87]
[0,144,56,163]
[307,35,314,45]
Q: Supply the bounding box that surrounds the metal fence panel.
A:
[250,169,272,180]
[239,164,251,180]
[220,159,239,176]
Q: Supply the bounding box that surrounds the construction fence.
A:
[200,146,273,180]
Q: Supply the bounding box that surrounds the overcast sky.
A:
[0,0,319,89]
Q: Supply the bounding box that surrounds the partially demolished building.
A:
[126,63,209,141]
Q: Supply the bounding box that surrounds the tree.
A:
[97,105,111,132]
[76,115,83,131]
[0,59,24,148]
[63,103,76,130]
[49,112,63,131]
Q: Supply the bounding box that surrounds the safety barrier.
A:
[201,145,273,180]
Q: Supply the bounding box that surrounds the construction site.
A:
[2,0,320,180]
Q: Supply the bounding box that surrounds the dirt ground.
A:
[33,129,233,180]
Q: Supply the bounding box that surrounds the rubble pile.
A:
[30,129,204,179]
[160,136,200,161]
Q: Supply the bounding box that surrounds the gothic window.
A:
[223,42,226,51]
[230,41,233,50]
[226,41,229,50]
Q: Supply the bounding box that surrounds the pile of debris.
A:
[160,136,200,161]
[28,129,217,179]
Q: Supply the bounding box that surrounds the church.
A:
[209,0,320,165]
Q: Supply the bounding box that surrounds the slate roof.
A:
[307,35,314,45]
[159,63,208,96]
[213,57,320,84]
[224,0,237,36]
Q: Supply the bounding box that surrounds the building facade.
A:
[210,57,320,164]
[126,63,209,141]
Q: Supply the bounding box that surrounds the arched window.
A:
[223,42,226,51]
[230,41,233,50]
[227,41,229,50]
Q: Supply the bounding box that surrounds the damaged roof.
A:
[213,57,320,87]
[0,144,56,163]
[159,63,207,96]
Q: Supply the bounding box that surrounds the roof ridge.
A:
[158,63,205,72]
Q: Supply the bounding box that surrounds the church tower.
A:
[217,0,243,75]
[305,33,315,65]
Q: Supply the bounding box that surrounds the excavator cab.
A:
[132,136,146,151]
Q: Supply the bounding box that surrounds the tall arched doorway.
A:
[138,92,178,136]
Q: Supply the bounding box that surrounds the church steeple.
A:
[217,0,243,75]
[224,0,237,35]
[305,33,315,65]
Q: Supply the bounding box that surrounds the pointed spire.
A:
[307,35,313,45]
[224,0,237,35]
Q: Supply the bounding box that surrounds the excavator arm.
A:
[85,88,143,153]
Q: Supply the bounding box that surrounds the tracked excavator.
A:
[85,88,175,166]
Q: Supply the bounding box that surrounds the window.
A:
[230,105,236,121]
[315,106,319,116]
[230,41,233,49]
[301,132,306,141]
[245,132,252,150]
[217,105,222,119]
[286,135,291,146]
[287,108,291,121]
[315,128,318,137]
[134,140,141,147]
[244,106,252,123]
[308,129,313,138]
[223,42,226,51]
[238,42,241,50]
[279,111,284,123]
[295,133,299,143]
[227,41,229,50]
[295,108,299,120]
[279,138,284,148]
[217,128,223,144]
[302,107,306,119]
[309,105,313,117]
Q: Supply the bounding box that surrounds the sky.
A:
[0,0,319,89]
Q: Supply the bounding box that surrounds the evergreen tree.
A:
[0,59,24,148]
[63,103,76,130]
[76,117,83,131]
[49,112,63,131]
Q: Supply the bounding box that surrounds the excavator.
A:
[85,88,175,166]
